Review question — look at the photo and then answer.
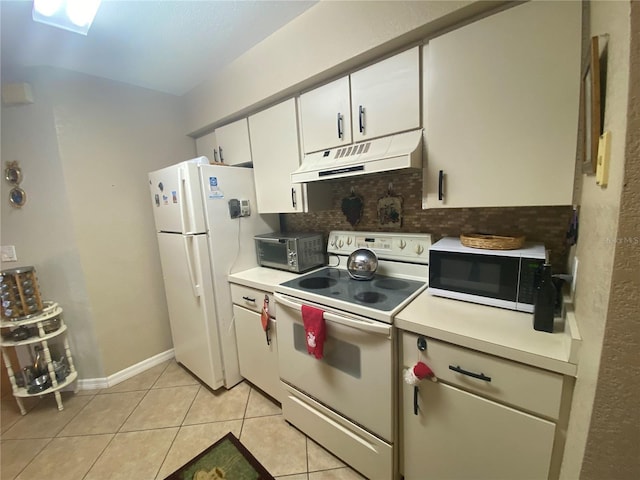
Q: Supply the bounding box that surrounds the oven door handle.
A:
[274,293,392,336]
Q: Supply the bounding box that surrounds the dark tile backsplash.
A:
[282,170,574,272]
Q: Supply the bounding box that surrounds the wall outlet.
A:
[1,245,17,262]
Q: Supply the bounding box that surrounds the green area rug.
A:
[164,432,274,480]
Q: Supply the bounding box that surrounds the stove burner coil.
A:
[354,291,387,304]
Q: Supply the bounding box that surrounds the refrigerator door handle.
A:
[178,166,198,234]
[183,235,202,298]
[178,167,189,234]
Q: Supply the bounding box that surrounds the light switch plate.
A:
[596,131,611,187]
[1,245,17,262]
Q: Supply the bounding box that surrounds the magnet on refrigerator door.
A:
[208,176,224,199]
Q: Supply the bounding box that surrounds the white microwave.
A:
[428,237,546,312]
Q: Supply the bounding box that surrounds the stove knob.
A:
[346,237,352,246]
[399,240,407,250]
[330,236,337,247]
[338,239,344,248]
[415,244,424,255]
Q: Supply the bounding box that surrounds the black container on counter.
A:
[533,263,556,333]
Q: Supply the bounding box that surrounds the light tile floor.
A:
[0,360,366,480]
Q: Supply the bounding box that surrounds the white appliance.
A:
[275,231,432,480]
[148,157,277,390]
[428,237,546,312]
[291,129,423,183]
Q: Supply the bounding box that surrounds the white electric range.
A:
[274,231,432,480]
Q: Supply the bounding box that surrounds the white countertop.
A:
[228,267,303,292]
[395,291,581,376]
[230,267,581,377]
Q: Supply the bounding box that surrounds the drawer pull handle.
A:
[449,365,492,382]
[413,385,419,416]
[242,296,256,303]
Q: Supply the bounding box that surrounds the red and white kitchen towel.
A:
[302,305,326,359]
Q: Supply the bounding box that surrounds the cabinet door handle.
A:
[449,365,492,382]
[213,148,219,163]
[337,113,343,139]
[413,385,419,415]
[291,188,297,209]
[218,146,224,164]
[438,170,444,201]
[242,296,256,303]
[358,105,365,133]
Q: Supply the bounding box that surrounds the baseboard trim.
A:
[77,349,175,391]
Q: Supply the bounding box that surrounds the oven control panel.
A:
[328,231,432,264]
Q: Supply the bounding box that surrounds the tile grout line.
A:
[80,367,172,480]
[153,381,202,479]
[3,389,94,478]
[3,364,359,480]
[80,390,150,479]
[238,382,251,440]
[9,435,54,480]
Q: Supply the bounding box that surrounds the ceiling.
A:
[0,0,317,96]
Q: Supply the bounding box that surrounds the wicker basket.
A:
[460,233,525,250]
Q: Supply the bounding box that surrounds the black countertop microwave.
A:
[428,237,546,312]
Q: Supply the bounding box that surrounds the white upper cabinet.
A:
[350,46,420,142]
[299,76,352,154]
[300,47,421,154]
[249,98,302,213]
[423,1,581,208]
[214,118,252,166]
[195,130,217,162]
[249,98,331,214]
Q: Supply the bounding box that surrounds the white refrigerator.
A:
[148,157,278,390]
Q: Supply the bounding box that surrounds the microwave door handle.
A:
[274,293,391,336]
[259,237,285,243]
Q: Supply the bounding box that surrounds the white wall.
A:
[1,71,102,377]
[183,0,502,135]
[1,67,196,377]
[560,1,632,478]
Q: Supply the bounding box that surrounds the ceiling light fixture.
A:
[32,0,102,35]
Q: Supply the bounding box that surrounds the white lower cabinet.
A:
[401,332,567,480]
[231,284,281,402]
[402,380,555,480]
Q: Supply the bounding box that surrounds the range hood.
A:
[291,129,423,183]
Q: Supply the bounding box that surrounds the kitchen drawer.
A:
[230,284,275,317]
[401,332,563,419]
[282,383,392,480]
